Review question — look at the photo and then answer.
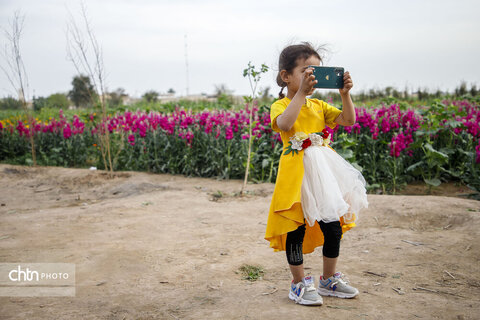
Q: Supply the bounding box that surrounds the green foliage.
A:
[0,96,23,110]
[238,264,264,281]
[142,90,159,103]
[108,88,127,108]
[68,74,97,108]
[33,94,70,111]
[47,93,70,109]
[33,96,48,111]
[213,84,234,109]
[0,97,478,198]
[242,61,269,102]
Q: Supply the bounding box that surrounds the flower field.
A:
[0,99,479,194]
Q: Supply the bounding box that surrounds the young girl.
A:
[264,42,369,306]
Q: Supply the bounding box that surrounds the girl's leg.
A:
[318,220,342,279]
[289,265,304,284]
[285,223,306,283]
[322,256,338,280]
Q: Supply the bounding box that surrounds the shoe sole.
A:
[288,291,323,305]
[317,288,359,298]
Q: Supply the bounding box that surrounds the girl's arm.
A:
[334,71,356,126]
[277,68,317,132]
[276,93,305,132]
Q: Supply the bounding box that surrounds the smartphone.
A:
[308,66,344,89]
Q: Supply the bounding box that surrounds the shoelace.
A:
[324,272,350,290]
[331,278,345,289]
[333,272,350,284]
[295,282,316,303]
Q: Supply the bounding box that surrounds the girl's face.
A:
[282,55,321,96]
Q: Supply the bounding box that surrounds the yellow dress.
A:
[264,97,357,254]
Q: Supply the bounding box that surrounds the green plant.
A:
[241,61,269,194]
[238,264,264,281]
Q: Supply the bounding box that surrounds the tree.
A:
[385,86,393,97]
[167,88,175,95]
[47,93,70,109]
[32,96,47,111]
[214,84,234,108]
[68,74,96,108]
[392,88,401,99]
[142,90,159,102]
[470,83,478,97]
[108,87,127,108]
[403,86,410,99]
[214,83,233,96]
[0,10,37,165]
[0,96,23,110]
[66,1,114,173]
[455,81,467,97]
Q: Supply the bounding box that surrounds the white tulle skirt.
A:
[301,145,369,227]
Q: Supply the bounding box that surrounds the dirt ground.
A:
[0,163,479,320]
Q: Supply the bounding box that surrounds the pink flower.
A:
[389,133,408,157]
[225,126,233,140]
[63,124,72,139]
[128,134,135,146]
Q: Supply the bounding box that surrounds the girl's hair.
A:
[276,42,326,99]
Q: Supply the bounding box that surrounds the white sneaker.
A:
[288,275,323,305]
[317,272,359,298]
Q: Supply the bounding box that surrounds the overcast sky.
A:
[0,0,479,99]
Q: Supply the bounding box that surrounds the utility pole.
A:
[184,34,189,96]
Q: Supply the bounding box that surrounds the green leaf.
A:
[262,159,269,168]
[424,178,441,187]
[444,119,463,128]
[351,162,363,172]
[406,161,423,172]
[337,149,354,159]
[424,143,448,161]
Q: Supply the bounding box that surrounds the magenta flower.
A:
[389,133,405,158]
[128,134,135,146]
[63,124,72,139]
[225,126,233,140]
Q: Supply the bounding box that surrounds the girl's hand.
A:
[299,67,317,96]
[339,71,353,96]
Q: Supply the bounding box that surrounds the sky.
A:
[0,0,479,99]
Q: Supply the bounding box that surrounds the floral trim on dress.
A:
[283,128,331,156]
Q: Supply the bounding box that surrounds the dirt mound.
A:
[367,196,480,231]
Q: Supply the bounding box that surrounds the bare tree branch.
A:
[0,9,36,165]
[65,0,113,173]
[1,10,30,101]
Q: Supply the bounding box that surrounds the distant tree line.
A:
[0,74,176,110]
[0,79,478,110]
[311,81,479,102]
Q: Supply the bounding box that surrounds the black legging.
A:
[286,219,342,265]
